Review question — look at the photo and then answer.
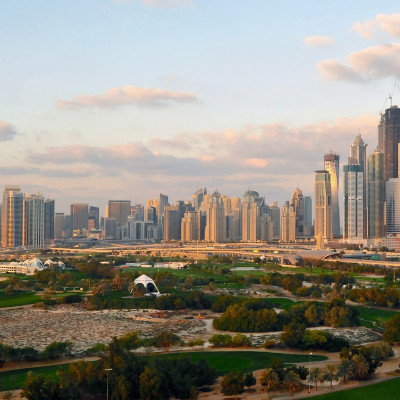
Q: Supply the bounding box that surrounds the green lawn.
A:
[309,377,400,400]
[148,351,327,375]
[352,305,399,329]
[0,364,66,391]
[0,291,41,308]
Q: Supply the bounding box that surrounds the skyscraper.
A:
[242,190,264,241]
[88,206,99,229]
[269,202,281,240]
[281,201,295,241]
[181,211,199,241]
[70,204,88,231]
[350,135,368,236]
[291,188,305,239]
[163,205,181,241]
[324,152,340,237]
[54,213,64,239]
[368,148,385,238]
[314,170,332,240]
[44,199,55,243]
[204,191,226,242]
[343,163,363,240]
[303,196,313,237]
[386,178,400,234]
[107,200,131,227]
[1,186,24,249]
[192,187,207,211]
[23,193,45,248]
[378,105,400,181]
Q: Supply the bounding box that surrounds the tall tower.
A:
[349,135,368,237]
[291,188,305,239]
[192,187,207,211]
[324,152,340,237]
[343,163,363,240]
[107,200,131,227]
[386,178,400,234]
[163,205,181,241]
[204,191,225,242]
[368,148,385,238]
[304,196,313,237]
[44,199,55,243]
[242,190,264,241]
[269,202,281,240]
[378,105,400,181]
[314,170,332,240]
[23,193,45,248]
[70,204,89,231]
[1,186,24,249]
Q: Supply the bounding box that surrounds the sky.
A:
[1,0,400,214]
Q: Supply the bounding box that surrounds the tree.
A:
[118,331,141,350]
[280,322,306,348]
[260,368,279,399]
[284,370,301,396]
[42,342,72,360]
[383,314,400,343]
[338,358,354,383]
[187,339,205,350]
[309,367,325,391]
[220,371,244,399]
[154,331,182,352]
[243,372,256,390]
[209,334,232,348]
[324,364,338,389]
[139,366,168,400]
[351,354,369,381]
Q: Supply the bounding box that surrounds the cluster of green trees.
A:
[349,286,400,308]
[21,338,216,400]
[208,333,251,348]
[383,314,400,342]
[0,341,72,368]
[213,299,358,334]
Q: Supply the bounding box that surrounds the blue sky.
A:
[1,0,400,213]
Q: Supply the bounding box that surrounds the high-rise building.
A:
[269,202,281,240]
[304,196,313,237]
[145,206,157,225]
[343,163,364,240]
[204,191,226,242]
[163,205,181,241]
[378,105,400,181]
[104,217,116,239]
[23,193,45,248]
[242,190,264,241]
[88,206,99,229]
[54,213,64,239]
[107,200,131,227]
[324,152,340,237]
[1,186,24,249]
[350,135,368,236]
[291,188,305,239]
[71,204,88,231]
[281,201,295,241]
[44,199,55,243]
[181,211,199,241]
[314,170,332,240]
[192,187,207,211]
[386,178,400,234]
[368,148,385,239]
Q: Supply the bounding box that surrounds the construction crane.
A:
[380,83,400,115]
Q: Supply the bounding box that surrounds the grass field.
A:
[0,364,66,391]
[0,291,41,308]
[352,305,398,329]
[309,377,400,400]
[148,351,327,376]
[263,297,301,310]
[0,351,328,390]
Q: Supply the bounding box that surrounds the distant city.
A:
[1,104,399,252]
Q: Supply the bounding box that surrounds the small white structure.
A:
[131,274,161,297]
[0,258,65,275]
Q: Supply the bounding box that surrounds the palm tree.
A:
[284,370,301,397]
[338,358,354,384]
[324,364,338,389]
[260,368,279,399]
[309,367,325,391]
[352,355,369,381]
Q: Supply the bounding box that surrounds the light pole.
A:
[308,352,312,394]
[105,368,112,400]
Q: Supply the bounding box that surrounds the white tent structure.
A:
[131,274,161,297]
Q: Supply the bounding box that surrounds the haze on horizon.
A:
[1,0,400,213]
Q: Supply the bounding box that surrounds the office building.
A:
[54,213,64,239]
[204,191,226,242]
[88,206,99,229]
[343,163,364,240]
[192,187,207,211]
[304,196,313,237]
[324,152,340,237]
[1,186,24,248]
[386,178,400,234]
[269,202,280,240]
[70,204,88,231]
[181,211,199,241]
[368,148,385,238]
[104,217,117,239]
[291,188,305,239]
[44,199,55,243]
[23,193,45,248]
[107,200,131,227]
[314,170,332,241]
[378,105,400,181]
[281,201,295,241]
[242,190,264,241]
[163,205,181,241]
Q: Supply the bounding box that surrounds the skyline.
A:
[2,1,400,212]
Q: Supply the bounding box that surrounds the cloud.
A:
[0,120,20,141]
[352,13,400,38]
[57,86,198,109]
[318,43,400,82]
[303,35,335,48]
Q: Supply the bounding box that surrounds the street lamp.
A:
[308,352,312,394]
[105,368,112,400]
